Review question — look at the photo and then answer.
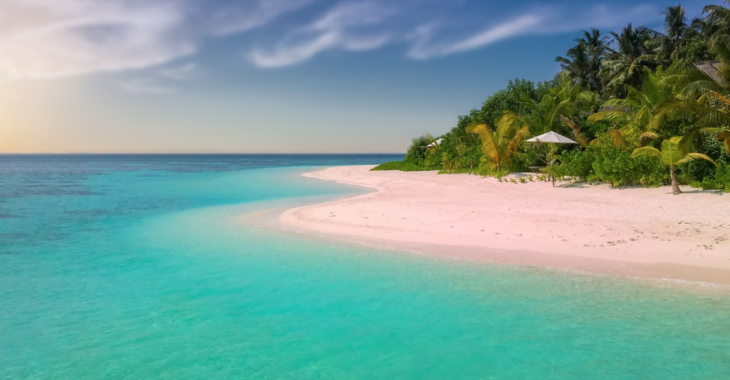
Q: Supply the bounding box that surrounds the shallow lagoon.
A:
[1,155,729,379]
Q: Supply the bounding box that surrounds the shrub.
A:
[404,134,435,164]
[589,144,669,186]
[691,164,730,192]
[371,161,434,171]
[512,147,543,171]
[677,132,730,184]
[558,148,596,179]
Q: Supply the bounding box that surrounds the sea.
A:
[1,154,729,379]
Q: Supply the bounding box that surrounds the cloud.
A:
[0,0,668,78]
[406,4,663,60]
[249,1,665,68]
[205,0,315,36]
[249,1,394,68]
[0,0,307,80]
[407,15,544,60]
[0,0,194,80]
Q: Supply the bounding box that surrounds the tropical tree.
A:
[601,24,659,93]
[467,113,530,174]
[520,73,592,135]
[458,78,552,130]
[631,136,717,194]
[704,1,730,45]
[658,5,689,62]
[590,66,677,144]
[556,29,608,91]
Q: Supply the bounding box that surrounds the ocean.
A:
[1,154,729,379]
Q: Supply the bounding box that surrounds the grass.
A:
[371,161,435,172]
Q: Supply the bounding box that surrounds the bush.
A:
[404,134,434,164]
[677,132,730,184]
[691,164,730,192]
[371,161,436,171]
[512,147,543,171]
[558,148,596,179]
[589,144,669,186]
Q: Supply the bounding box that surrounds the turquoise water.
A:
[1,155,729,379]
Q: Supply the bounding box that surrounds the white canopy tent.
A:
[526,131,578,144]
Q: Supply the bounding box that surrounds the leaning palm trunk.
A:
[631,136,717,196]
[670,165,681,195]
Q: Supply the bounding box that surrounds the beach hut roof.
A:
[526,131,578,144]
[694,60,724,84]
[424,138,443,148]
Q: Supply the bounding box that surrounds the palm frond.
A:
[630,146,662,159]
[684,153,719,166]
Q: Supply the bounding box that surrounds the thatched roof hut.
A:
[694,61,725,84]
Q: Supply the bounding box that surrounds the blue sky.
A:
[0,0,720,153]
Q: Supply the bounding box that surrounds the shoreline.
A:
[276,165,730,285]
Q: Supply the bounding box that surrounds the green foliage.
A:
[400,2,730,188]
[437,126,482,173]
[468,113,530,173]
[591,144,669,186]
[404,134,435,164]
[458,78,552,130]
[371,161,434,172]
[556,148,597,179]
[678,132,730,182]
[691,164,730,191]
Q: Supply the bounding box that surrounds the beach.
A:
[280,165,730,285]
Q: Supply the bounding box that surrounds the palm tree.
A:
[467,113,530,174]
[521,73,592,135]
[703,1,730,40]
[601,24,659,93]
[631,136,717,194]
[661,5,689,61]
[589,66,676,144]
[556,29,608,91]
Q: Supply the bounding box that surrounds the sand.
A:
[279,165,730,285]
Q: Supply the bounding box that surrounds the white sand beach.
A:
[280,165,730,284]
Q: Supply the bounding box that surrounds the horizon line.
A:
[0,152,405,156]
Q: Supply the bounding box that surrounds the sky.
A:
[0,0,721,153]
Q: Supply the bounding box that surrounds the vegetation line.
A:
[374,2,730,193]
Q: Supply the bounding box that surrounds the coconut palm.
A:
[703,1,730,37]
[556,29,608,91]
[631,136,717,194]
[601,24,659,93]
[589,66,676,144]
[467,113,530,174]
[520,72,592,135]
[660,5,689,61]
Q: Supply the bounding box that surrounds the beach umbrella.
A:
[525,131,577,187]
[424,138,443,148]
[525,131,578,144]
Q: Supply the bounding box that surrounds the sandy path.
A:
[279,166,730,284]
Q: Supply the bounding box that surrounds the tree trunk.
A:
[670,165,681,195]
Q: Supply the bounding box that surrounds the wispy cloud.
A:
[249,1,394,68]
[406,4,662,60]
[0,0,306,80]
[407,15,544,60]
[0,0,668,78]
